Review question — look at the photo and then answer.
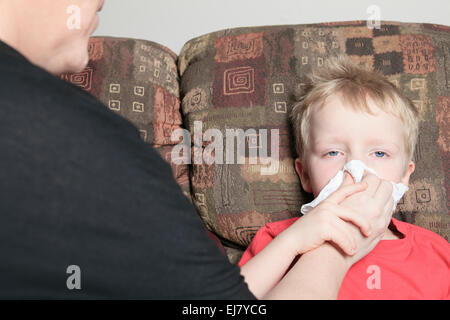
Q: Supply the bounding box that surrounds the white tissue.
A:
[300,160,408,214]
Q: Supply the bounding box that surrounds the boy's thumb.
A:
[343,171,354,185]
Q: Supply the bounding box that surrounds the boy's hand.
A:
[281,172,372,257]
[338,171,394,266]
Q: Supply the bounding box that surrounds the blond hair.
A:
[290,55,419,168]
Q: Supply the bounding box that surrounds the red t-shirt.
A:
[239,218,450,299]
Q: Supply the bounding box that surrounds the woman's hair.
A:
[290,54,419,166]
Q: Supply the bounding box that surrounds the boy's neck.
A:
[381,222,403,240]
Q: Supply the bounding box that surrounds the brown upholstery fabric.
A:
[61,37,191,198]
[60,23,449,263]
[178,21,450,253]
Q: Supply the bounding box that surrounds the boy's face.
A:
[295,95,415,197]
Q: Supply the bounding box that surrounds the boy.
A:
[239,55,450,299]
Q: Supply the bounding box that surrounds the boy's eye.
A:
[327,151,340,157]
[325,151,388,158]
[374,151,387,158]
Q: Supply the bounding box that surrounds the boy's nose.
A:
[345,156,370,170]
[345,156,362,164]
[344,158,372,177]
[345,152,366,164]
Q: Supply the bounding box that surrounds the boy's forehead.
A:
[311,94,402,127]
[313,135,402,151]
[313,94,382,115]
[309,97,406,150]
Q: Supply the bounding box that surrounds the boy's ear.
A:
[294,158,312,193]
[401,161,415,185]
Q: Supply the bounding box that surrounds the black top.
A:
[0,40,254,299]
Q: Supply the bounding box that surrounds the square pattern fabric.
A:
[61,37,190,198]
[61,23,449,262]
[178,21,450,252]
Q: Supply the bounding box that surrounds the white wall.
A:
[94,0,450,54]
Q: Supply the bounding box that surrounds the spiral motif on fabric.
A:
[223,66,255,95]
[69,68,93,90]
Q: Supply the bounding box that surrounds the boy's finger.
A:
[373,180,393,209]
[361,172,381,197]
[326,180,368,204]
[333,204,372,237]
[343,171,354,185]
[382,195,395,225]
[328,218,357,256]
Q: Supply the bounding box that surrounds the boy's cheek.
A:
[308,160,342,195]
[369,160,407,184]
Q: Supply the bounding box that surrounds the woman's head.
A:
[0,0,104,74]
